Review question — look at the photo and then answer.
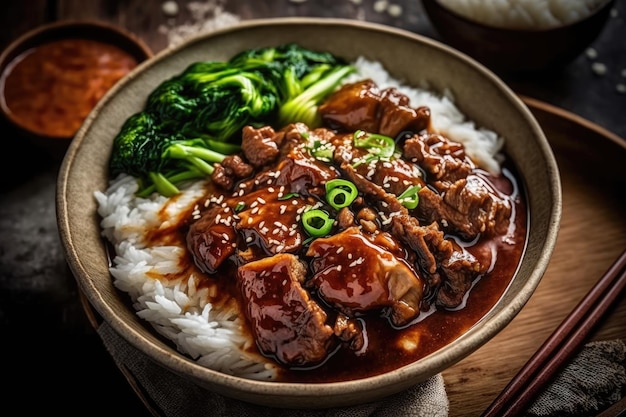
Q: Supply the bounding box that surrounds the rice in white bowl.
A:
[94,58,504,380]
[436,0,611,29]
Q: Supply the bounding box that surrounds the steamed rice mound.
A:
[437,0,611,30]
[95,58,504,380]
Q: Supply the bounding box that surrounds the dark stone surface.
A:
[0,1,624,415]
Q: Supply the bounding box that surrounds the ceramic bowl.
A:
[0,20,153,157]
[56,18,561,409]
[421,0,615,73]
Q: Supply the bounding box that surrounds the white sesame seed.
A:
[257,197,266,204]
[585,47,598,59]
[162,0,179,16]
[336,247,344,254]
[251,207,259,215]
[592,62,607,76]
[616,83,626,94]
[246,236,253,243]
[387,3,402,16]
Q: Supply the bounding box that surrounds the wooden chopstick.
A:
[481,248,626,417]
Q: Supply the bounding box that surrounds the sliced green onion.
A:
[234,202,246,212]
[307,138,335,161]
[353,130,395,159]
[398,185,421,209]
[325,179,358,210]
[301,209,334,237]
[278,192,299,200]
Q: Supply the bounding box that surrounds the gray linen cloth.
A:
[98,322,448,416]
[98,322,625,417]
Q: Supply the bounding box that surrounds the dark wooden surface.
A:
[1,1,625,416]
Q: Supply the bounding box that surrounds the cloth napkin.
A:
[98,322,448,417]
[98,322,625,417]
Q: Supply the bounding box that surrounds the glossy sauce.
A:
[147,159,527,383]
[1,39,138,138]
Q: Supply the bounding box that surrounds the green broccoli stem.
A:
[166,143,227,174]
[278,65,355,127]
[138,166,207,198]
[138,143,229,197]
[204,138,241,154]
[147,172,181,197]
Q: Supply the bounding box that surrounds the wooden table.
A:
[2,1,625,416]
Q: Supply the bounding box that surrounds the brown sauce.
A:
[134,78,528,383]
[146,160,527,383]
[1,38,138,138]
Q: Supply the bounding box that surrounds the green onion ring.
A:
[301,209,334,237]
[325,179,358,210]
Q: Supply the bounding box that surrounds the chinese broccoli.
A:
[109,43,354,196]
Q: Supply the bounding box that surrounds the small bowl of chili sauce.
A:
[0,20,153,158]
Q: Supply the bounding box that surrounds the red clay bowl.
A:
[0,20,153,157]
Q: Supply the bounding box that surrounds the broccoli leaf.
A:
[108,43,354,197]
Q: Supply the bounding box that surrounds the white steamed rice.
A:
[437,0,610,30]
[94,57,504,380]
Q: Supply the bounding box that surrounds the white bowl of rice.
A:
[422,0,615,73]
[56,18,561,409]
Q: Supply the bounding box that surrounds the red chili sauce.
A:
[1,38,138,138]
